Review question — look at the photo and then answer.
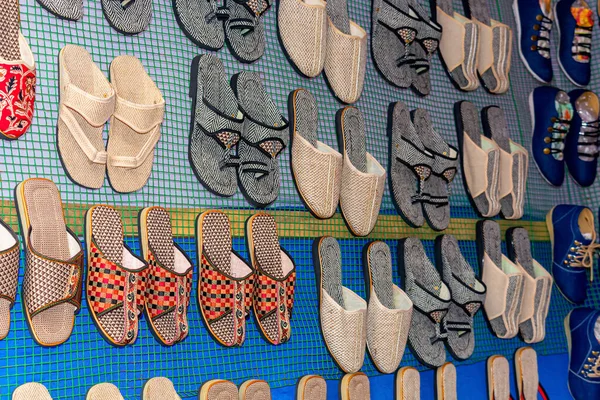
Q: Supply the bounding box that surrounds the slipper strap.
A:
[195,97,243,151]
[0,243,20,305]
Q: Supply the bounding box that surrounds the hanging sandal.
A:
[36,0,82,20]
[222,0,271,63]
[515,347,546,400]
[101,0,152,34]
[0,218,20,340]
[199,380,238,400]
[436,363,457,400]
[340,373,370,400]
[173,0,226,50]
[239,380,272,400]
[487,355,510,400]
[297,375,327,400]
[409,3,442,97]
[396,367,420,400]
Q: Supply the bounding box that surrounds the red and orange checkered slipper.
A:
[85,205,148,346]
[139,206,193,346]
[246,212,296,345]
[196,210,254,347]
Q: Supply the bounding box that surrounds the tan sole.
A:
[239,379,268,400]
[514,347,531,399]
[396,367,417,400]
[296,375,321,400]
[436,364,445,400]
[486,356,500,400]
[340,372,366,400]
[199,379,231,400]
[138,206,152,260]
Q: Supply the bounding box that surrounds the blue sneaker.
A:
[530,86,573,186]
[513,0,554,83]
[546,205,598,304]
[565,89,600,187]
[565,307,600,399]
[555,0,594,87]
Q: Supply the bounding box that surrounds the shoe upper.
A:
[555,0,593,87]
[531,86,572,186]
[550,205,597,304]
[515,0,553,83]
[567,307,600,399]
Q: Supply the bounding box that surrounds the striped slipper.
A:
[101,0,152,34]
[0,218,20,340]
[396,367,420,400]
[86,383,124,400]
[142,377,181,400]
[12,383,53,400]
[436,363,457,400]
[36,0,82,20]
[197,210,253,347]
[173,0,225,50]
[340,373,370,400]
[85,205,148,346]
[222,0,270,63]
[199,380,238,400]
[297,375,326,400]
[239,380,271,400]
[487,355,510,400]
[246,213,296,345]
[409,3,442,97]
[139,207,194,346]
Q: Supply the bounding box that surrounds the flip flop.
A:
[297,375,326,400]
[239,380,272,400]
[396,367,420,400]
[86,383,125,400]
[222,0,271,63]
[486,355,510,400]
[0,218,20,340]
[436,363,457,400]
[173,0,225,50]
[107,55,164,193]
[196,210,253,347]
[36,0,82,20]
[340,373,370,400]
[313,236,366,373]
[199,380,238,400]
[101,0,152,34]
[142,377,181,400]
[233,72,289,208]
[139,207,194,346]
[15,178,83,347]
[515,347,540,400]
[246,213,296,345]
[289,88,342,219]
[12,383,53,400]
[188,55,243,197]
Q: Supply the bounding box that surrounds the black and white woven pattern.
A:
[101,0,152,34]
[317,237,345,307]
[339,107,367,172]
[223,0,269,63]
[366,241,394,309]
[36,0,83,21]
[173,0,225,50]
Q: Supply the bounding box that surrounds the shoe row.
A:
[514,0,594,86]
[433,0,513,93]
[57,45,164,193]
[455,101,528,219]
[531,86,600,187]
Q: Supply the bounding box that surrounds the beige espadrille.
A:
[297,375,326,400]
[86,383,124,400]
[396,367,420,400]
[515,347,539,400]
[487,355,510,400]
[12,383,52,400]
[142,377,181,400]
[239,380,272,400]
[340,373,370,400]
[436,363,457,400]
[107,55,164,193]
[199,380,238,400]
[57,45,114,189]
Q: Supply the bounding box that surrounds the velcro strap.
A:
[113,96,165,134]
[109,127,160,169]
[62,83,115,127]
[60,107,108,164]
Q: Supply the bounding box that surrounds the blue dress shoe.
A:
[565,89,600,187]
[513,0,554,83]
[546,205,597,304]
[565,307,600,399]
[555,0,594,87]
[530,86,573,186]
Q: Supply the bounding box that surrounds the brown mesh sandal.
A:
[14,178,83,347]
[0,218,20,340]
[199,380,238,400]
[139,206,193,346]
[246,212,296,345]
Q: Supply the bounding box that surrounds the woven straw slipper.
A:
[239,380,271,400]
[388,101,434,228]
[107,55,164,193]
[455,101,501,218]
[197,210,253,347]
[0,0,36,140]
[482,106,528,220]
[323,0,367,104]
[15,178,83,347]
[57,45,114,189]
[199,380,238,400]
[515,347,540,400]
[12,382,53,400]
[189,55,243,197]
[36,0,82,20]
[340,372,370,400]
[139,207,193,346]
[246,213,296,345]
[222,0,270,63]
[409,4,442,97]
[85,205,148,346]
[174,0,225,50]
[477,220,524,339]
[289,88,342,219]
[396,367,420,400]
[363,241,412,374]
[297,375,326,400]
[278,0,327,78]
[0,218,20,340]
[486,355,510,400]
[143,377,181,400]
[86,383,124,400]
[233,72,289,208]
[436,363,457,400]
[337,106,385,237]
[101,0,152,34]
[313,236,366,372]
[506,228,552,343]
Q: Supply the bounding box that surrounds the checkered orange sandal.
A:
[197,210,253,347]
[246,212,296,345]
[85,205,148,346]
[139,206,193,346]
[15,178,83,347]
[0,218,20,340]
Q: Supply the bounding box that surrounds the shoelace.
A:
[581,350,600,378]
[544,117,571,156]
[577,120,600,159]
[573,23,593,60]
[566,240,600,282]
[532,15,552,57]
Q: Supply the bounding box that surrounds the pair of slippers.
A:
[57,45,164,193]
[0,0,36,140]
[197,210,296,346]
[433,0,512,93]
[455,101,528,220]
[477,220,553,343]
[371,0,442,96]
[278,0,367,103]
[399,235,486,368]
[313,237,413,374]
[189,55,288,208]
[389,102,458,231]
[174,0,270,63]
[487,347,549,400]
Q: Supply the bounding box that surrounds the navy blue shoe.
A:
[565,307,600,399]
[546,205,597,304]
[565,89,600,187]
[530,86,573,186]
[555,0,593,87]
[513,0,553,83]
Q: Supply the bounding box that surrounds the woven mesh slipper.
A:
[223,0,270,63]
[36,0,82,20]
[297,375,327,400]
[436,363,457,400]
[0,218,20,340]
[396,367,420,400]
[174,0,225,50]
[239,380,272,400]
[143,377,181,400]
[199,380,238,400]
[515,347,540,400]
[86,383,125,400]
[408,2,442,97]
[101,0,152,34]
[487,355,510,400]
[12,382,53,400]
[340,373,370,400]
